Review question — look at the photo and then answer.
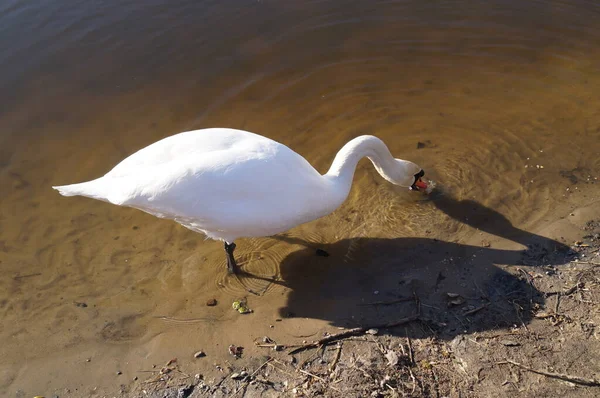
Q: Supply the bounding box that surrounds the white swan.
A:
[53,128,428,273]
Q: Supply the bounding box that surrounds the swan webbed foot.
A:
[224,241,239,274]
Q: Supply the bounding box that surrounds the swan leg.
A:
[224,242,239,274]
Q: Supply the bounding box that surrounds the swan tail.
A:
[53,178,124,204]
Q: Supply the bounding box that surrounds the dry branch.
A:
[500,360,600,387]
[357,297,413,306]
[288,314,420,354]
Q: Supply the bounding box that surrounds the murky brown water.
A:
[2,0,600,395]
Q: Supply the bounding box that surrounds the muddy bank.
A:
[107,200,600,397]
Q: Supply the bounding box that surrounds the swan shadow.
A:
[266,193,572,340]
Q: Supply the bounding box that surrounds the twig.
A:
[13,272,42,280]
[464,303,490,316]
[299,344,324,369]
[405,329,414,366]
[575,261,600,266]
[511,301,529,333]
[328,343,342,373]
[297,368,340,391]
[255,343,301,350]
[358,297,413,306]
[288,314,420,354]
[546,282,584,297]
[499,360,600,387]
[231,357,273,397]
[408,367,417,394]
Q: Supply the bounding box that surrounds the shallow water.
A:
[1,0,600,395]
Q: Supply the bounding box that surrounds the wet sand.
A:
[1,0,600,396]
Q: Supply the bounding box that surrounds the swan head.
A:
[385,159,428,192]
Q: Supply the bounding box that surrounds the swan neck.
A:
[324,135,396,192]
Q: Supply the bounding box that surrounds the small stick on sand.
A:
[288,314,420,355]
[328,343,342,373]
[405,330,414,365]
[13,272,42,280]
[575,261,600,266]
[231,357,273,397]
[357,297,413,306]
[464,303,490,316]
[297,368,341,392]
[546,282,584,297]
[499,360,600,387]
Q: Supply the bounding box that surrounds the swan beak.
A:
[414,179,428,191]
[410,170,428,192]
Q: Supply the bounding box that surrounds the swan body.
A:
[54,128,426,272]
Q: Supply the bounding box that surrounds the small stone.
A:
[373,290,379,295]
[116,371,122,375]
[269,325,274,328]
[86,358,91,362]
[365,328,379,335]
[500,340,520,347]
[231,372,243,380]
[206,298,217,306]
[133,376,138,381]
[448,297,465,306]
[194,351,206,358]
[240,371,248,377]
[385,350,399,366]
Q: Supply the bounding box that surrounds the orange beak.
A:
[414,179,428,191]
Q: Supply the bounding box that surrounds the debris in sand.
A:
[287,314,420,354]
[500,360,600,387]
[385,350,400,366]
[206,298,217,306]
[447,296,465,307]
[499,340,520,347]
[229,344,244,358]
[194,350,206,358]
[358,296,413,306]
[232,299,252,314]
[463,303,490,315]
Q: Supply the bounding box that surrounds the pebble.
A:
[194,350,206,358]
[206,298,217,306]
[116,371,122,375]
